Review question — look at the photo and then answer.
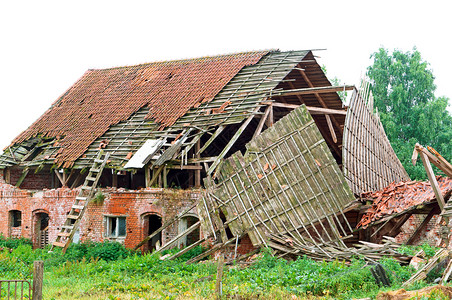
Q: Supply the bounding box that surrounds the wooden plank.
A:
[157,221,200,252]
[133,202,198,250]
[297,69,342,131]
[416,144,452,178]
[419,151,445,211]
[215,254,225,299]
[32,261,44,300]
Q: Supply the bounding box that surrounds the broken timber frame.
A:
[412,143,449,211]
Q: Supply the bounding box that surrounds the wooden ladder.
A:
[50,151,110,253]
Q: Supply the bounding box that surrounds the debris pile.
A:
[358,177,452,229]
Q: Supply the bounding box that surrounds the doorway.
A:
[33,212,49,249]
[142,214,162,252]
[178,215,200,248]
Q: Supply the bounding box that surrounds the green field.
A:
[0,236,449,299]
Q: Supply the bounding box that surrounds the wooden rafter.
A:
[297,68,342,132]
[208,106,260,175]
[284,81,341,157]
[278,85,354,97]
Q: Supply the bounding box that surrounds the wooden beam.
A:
[157,221,200,252]
[15,168,29,188]
[325,115,337,143]
[284,81,341,157]
[163,165,168,188]
[297,68,342,132]
[54,169,65,187]
[253,105,272,139]
[149,165,164,187]
[195,140,201,188]
[387,214,412,236]
[419,151,445,211]
[197,126,225,155]
[278,85,355,97]
[208,107,259,175]
[306,106,347,115]
[265,104,273,127]
[144,166,150,187]
[133,202,198,250]
[407,209,436,245]
[269,102,347,115]
[5,168,11,184]
[166,165,203,170]
[414,144,452,178]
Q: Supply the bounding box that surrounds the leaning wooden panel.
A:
[199,105,356,249]
[343,87,410,195]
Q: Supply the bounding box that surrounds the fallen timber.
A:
[133,85,452,284]
[134,97,415,264]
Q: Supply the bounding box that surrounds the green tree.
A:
[367,48,452,180]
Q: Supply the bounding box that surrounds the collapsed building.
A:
[1,49,443,260]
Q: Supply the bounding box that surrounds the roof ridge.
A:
[88,49,278,72]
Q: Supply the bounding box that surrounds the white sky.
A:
[1,0,450,152]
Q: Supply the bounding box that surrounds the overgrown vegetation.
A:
[0,237,449,299]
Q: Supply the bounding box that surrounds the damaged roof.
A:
[6,51,267,168]
[1,50,323,169]
[357,176,452,228]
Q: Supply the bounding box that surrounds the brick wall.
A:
[0,177,200,251]
[9,168,52,190]
[396,214,448,248]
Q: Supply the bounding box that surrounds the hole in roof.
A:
[166,72,174,80]
[88,113,93,119]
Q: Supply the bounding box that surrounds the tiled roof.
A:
[10,51,268,167]
[357,176,452,228]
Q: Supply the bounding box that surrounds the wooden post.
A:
[265,104,273,128]
[195,140,201,188]
[32,260,44,300]
[163,165,168,188]
[215,254,225,299]
[112,171,118,188]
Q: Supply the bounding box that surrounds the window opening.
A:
[9,210,22,227]
[105,216,127,238]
